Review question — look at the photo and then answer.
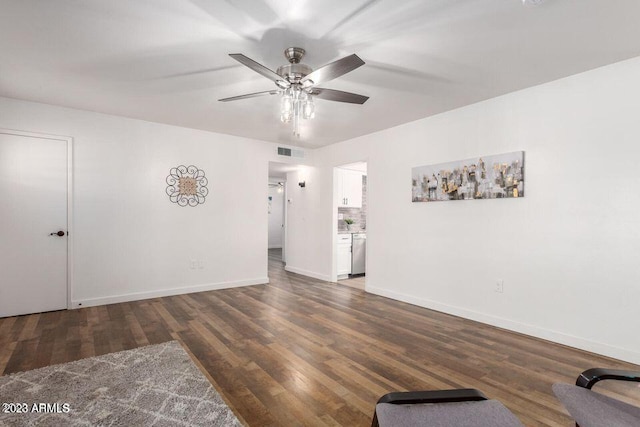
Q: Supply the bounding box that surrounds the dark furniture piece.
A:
[553,368,640,427]
[372,389,524,427]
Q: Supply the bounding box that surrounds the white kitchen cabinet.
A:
[337,234,352,279]
[336,169,363,208]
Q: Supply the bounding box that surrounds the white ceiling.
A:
[2,1,640,148]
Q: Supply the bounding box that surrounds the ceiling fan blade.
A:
[309,88,369,104]
[301,54,365,86]
[229,54,290,88]
[219,90,279,102]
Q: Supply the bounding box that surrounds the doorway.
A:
[268,178,285,264]
[267,161,303,267]
[0,129,73,317]
[333,161,367,289]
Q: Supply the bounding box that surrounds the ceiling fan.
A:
[219,47,369,137]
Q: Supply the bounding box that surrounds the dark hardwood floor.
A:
[1,249,638,426]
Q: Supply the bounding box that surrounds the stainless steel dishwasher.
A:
[351,233,366,275]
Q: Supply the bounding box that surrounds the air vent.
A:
[277,147,305,158]
[278,147,292,157]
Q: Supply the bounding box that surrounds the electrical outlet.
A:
[338,213,344,220]
[190,259,197,269]
[495,280,504,293]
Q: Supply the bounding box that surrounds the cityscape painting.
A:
[412,151,524,202]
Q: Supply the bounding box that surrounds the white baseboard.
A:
[284,265,331,282]
[72,277,269,309]
[366,285,640,365]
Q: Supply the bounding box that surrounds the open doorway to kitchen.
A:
[333,161,367,290]
[267,161,301,268]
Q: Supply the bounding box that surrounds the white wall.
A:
[283,166,334,281]
[0,96,310,307]
[288,56,640,364]
[268,179,284,249]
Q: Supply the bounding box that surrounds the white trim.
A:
[0,128,74,311]
[366,285,640,365]
[331,167,339,283]
[284,265,332,282]
[72,277,269,308]
[66,137,74,312]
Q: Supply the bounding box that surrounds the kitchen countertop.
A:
[338,230,366,234]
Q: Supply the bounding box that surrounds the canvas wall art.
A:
[412,151,524,202]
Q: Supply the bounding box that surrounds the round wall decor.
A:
[166,165,208,207]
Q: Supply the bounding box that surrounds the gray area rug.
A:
[0,341,242,426]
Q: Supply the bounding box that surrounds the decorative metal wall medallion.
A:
[166,165,208,206]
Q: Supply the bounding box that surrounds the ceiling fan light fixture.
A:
[279,86,313,133]
[303,97,315,120]
[281,91,292,112]
[280,112,292,123]
[280,89,293,123]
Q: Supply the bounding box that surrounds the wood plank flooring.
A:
[1,249,638,426]
[338,274,365,291]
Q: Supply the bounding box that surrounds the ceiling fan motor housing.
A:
[277,63,312,83]
[277,47,312,83]
[284,47,305,63]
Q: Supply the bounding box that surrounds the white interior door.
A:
[0,131,69,317]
